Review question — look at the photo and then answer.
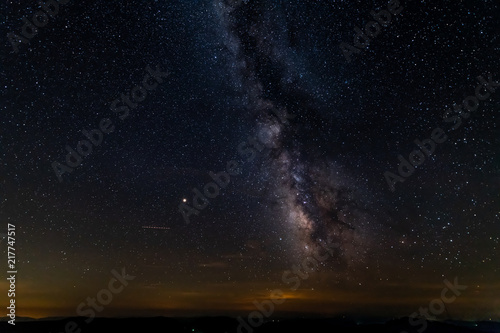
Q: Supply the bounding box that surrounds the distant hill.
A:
[0,316,498,333]
[0,316,37,322]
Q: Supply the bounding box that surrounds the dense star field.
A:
[1,0,499,327]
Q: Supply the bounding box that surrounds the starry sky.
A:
[1,0,499,321]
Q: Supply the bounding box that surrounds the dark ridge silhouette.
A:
[0,317,498,333]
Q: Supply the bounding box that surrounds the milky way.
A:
[213,0,384,268]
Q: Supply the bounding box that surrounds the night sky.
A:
[1,0,499,322]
